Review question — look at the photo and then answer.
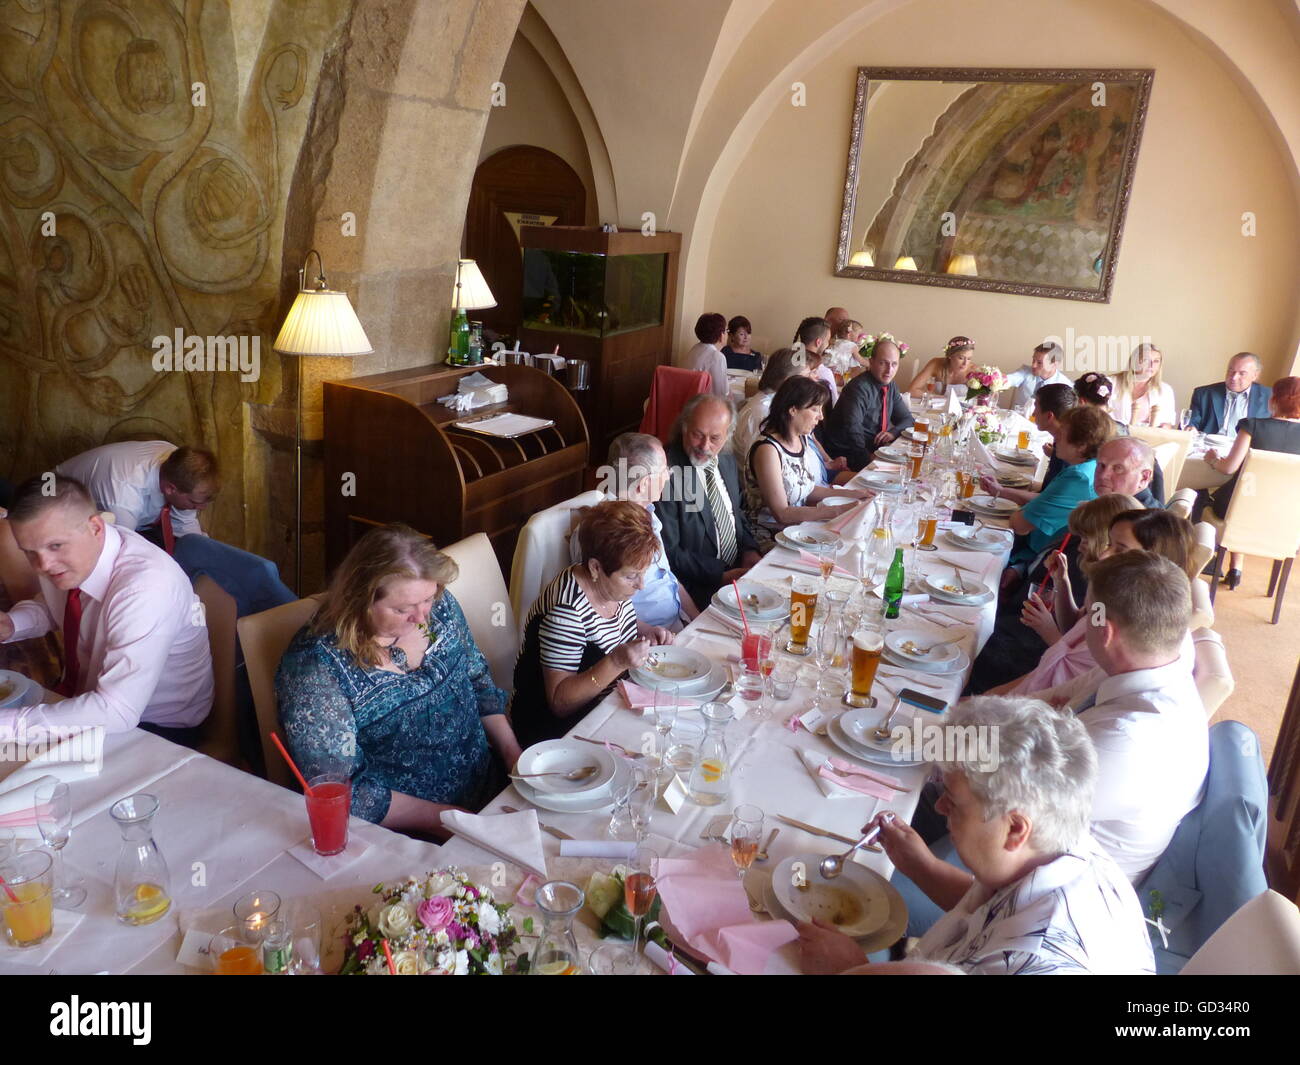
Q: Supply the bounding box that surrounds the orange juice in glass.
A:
[0,851,54,948]
[210,926,265,975]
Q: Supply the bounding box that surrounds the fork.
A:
[952,565,968,595]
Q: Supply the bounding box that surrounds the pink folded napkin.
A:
[826,756,906,790]
[797,550,855,577]
[653,847,797,974]
[826,499,869,533]
[618,679,703,712]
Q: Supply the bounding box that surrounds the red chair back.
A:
[639,366,710,443]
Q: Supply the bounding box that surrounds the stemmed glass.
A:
[625,845,659,973]
[729,804,764,884]
[34,781,86,909]
[1179,408,1194,432]
[651,687,678,770]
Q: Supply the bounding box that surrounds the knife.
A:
[500,805,573,840]
[774,814,858,846]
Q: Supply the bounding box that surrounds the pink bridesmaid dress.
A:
[1008,616,1095,694]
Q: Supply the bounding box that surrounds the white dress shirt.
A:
[0,524,213,734]
[1107,381,1177,427]
[684,342,729,397]
[56,441,205,538]
[1004,366,1074,409]
[911,833,1155,974]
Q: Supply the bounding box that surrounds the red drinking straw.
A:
[731,580,751,638]
[382,937,398,975]
[0,873,18,904]
[270,731,314,797]
[1037,533,1072,596]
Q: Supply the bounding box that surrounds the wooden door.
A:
[465,146,587,340]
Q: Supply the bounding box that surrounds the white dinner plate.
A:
[711,581,787,621]
[885,629,961,668]
[0,669,35,710]
[771,855,894,939]
[826,713,925,769]
[630,660,730,703]
[995,472,1032,487]
[943,528,1009,553]
[514,739,618,796]
[776,525,843,553]
[882,644,969,676]
[821,496,860,508]
[874,445,909,464]
[994,447,1038,467]
[630,645,712,688]
[922,573,994,606]
[513,757,632,813]
[856,471,901,494]
[1203,434,1231,449]
[966,494,1017,514]
[761,865,908,954]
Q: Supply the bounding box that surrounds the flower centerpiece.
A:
[341,869,521,974]
[858,332,909,361]
[970,407,1006,446]
[963,365,1008,406]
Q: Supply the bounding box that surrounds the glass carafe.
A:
[687,701,733,806]
[109,793,172,926]
[531,880,584,975]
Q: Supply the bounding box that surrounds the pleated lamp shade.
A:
[272,289,373,356]
[946,253,978,276]
[849,249,874,267]
[893,256,918,271]
[451,259,497,311]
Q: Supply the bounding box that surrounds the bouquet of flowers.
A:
[341,869,521,975]
[970,408,1005,446]
[859,332,909,360]
[963,365,1008,401]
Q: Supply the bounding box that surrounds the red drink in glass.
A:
[740,632,773,673]
[305,774,351,856]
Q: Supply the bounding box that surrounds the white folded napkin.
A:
[0,725,104,791]
[441,809,548,879]
[0,773,60,838]
[557,840,636,860]
[0,907,85,967]
[287,834,372,880]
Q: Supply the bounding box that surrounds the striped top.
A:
[511,567,638,746]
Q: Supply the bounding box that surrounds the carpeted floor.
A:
[1204,560,1298,767]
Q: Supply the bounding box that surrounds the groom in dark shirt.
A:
[817,338,913,470]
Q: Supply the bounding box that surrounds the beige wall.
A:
[700,0,1300,402]
[477,32,598,221]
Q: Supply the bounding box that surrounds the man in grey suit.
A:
[1188,352,1272,436]
[656,394,762,610]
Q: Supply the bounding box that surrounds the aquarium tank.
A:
[521,249,666,337]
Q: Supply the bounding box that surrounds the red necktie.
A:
[158,504,175,555]
[55,588,83,697]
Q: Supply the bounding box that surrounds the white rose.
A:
[434,948,455,974]
[484,952,504,976]
[427,872,458,897]
[392,949,420,975]
[377,901,416,940]
[475,900,501,937]
[454,948,469,975]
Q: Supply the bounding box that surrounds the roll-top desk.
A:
[323,363,588,574]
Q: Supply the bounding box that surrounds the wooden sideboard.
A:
[323,363,588,574]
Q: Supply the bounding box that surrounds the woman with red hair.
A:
[1201,375,1300,588]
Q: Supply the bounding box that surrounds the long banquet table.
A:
[1,414,1037,975]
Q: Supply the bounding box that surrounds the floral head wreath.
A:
[1080,372,1111,399]
[860,332,909,358]
[944,337,975,357]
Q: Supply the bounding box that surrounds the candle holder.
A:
[233,890,282,944]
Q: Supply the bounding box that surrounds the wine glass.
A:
[729,804,764,884]
[625,845,659,973]
[651,687,678,768]
[34,781,86,909]
[1178,408,1194,432]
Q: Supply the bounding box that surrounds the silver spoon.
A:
[508,765,599,783]
[755,828,779,862]
[819,823,884,879]
[872,698,905,741]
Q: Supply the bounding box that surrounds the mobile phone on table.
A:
[948,510,975,526]
[895,688,948,715]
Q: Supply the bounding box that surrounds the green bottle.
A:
[884,547,905,619]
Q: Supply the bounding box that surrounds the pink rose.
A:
[418,896,455,932]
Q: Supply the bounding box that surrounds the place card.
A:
[792,706,829,734]
[661,774,690,814]
[176,926,217,971]
[725,694,750,720]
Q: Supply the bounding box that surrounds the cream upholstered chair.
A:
[1180,890,1300,975]
[508,489,605,638]
[1166,487,1196,520]
[1192,628,1232,718]
[442,532,518,694]
[1190,520,1216,577]
[1204,449,1300,623]
[1131,425,1193,492]
[237,595,323,790]
[1189,577,1214,632]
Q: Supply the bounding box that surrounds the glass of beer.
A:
[908,445,925,480]
[787,576,818,655]
[1017,428,1031,451]
[916,505,939,552]
[845,620,885,708]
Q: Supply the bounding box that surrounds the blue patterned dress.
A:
[275,591,507,823]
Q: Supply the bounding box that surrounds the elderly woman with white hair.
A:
[798,695,1155,975]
